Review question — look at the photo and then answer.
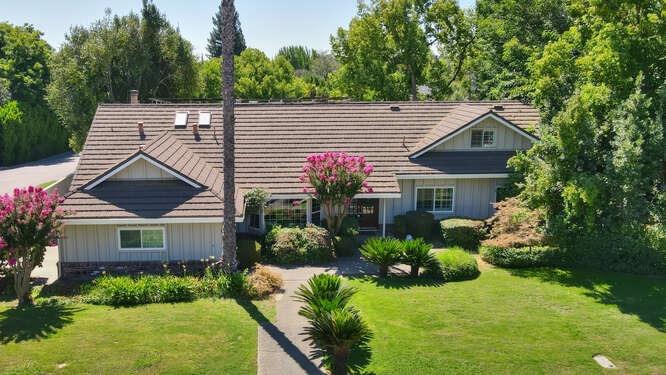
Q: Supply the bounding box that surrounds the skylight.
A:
[198,111,211,126]
[174,111,189,127]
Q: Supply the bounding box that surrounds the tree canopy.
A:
[47,2,198,151]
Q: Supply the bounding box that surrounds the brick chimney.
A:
[129,90,139,104]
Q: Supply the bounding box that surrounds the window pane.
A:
[416,189,434,211]
[483,130,495,146]
[471,130,483,147]
[120,230,141,249]
[141,229,164,248]
[249,213,261,228]
[264,199,307,228]
[311,199,321,226]
[434,188,453,211]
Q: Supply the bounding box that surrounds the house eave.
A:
[395,173,510,179]
[62,217,242,225]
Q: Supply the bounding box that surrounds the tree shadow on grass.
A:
[508,267,666,332]
[348,275,444,290]
[0,300,80,343]
[234,298,325,374]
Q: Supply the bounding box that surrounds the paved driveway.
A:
[0,152,79,194]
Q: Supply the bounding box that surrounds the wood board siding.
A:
[109,158,176,180]
[60,223,223,263]
[383,178,504,222]
[433,117,532,151]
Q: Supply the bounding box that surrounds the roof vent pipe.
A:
[192,122,199,134]
[137,121,144,134]
[492,104,504,111]
[129,90,139,104]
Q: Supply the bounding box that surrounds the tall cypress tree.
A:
[207,3,245,57]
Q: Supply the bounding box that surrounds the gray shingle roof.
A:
[63,101,539,220]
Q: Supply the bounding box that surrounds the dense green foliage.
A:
[197,49,313,100]
[237,235,262,269]
[440,218,486,250]
[433,247,480,281]
[360,237,404,277]
[47,2,198,151]
[333,216,361,257]
[480,245,563,268]
[264,225,333,264]
[0,23,67,165]
[277,45,318,72]
[207,5,246,57]
[511,0,666,273]
[392,210,436,240]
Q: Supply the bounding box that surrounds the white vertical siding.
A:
[60,223,223,263]
[110,158,175,180]
[383,178,505,223]
[433,118,533,151]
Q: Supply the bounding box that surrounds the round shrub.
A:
[248,265,284,299]
[270,225,333,264]
[433,247,480,281]
[440,218,486,250]
[484,198,546,248]
[480,245,562,268]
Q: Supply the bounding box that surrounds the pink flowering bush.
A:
[0,186,65,307]
[300,152,373,236]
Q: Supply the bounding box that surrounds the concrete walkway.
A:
[257,257,377,375]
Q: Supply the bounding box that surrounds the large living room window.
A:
[471,128,495,148]
[416,187,454,212]
[264,199,307,228]
[118,227,166,250]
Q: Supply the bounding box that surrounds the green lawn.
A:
[0,298,273,375]
[347,266,666,374]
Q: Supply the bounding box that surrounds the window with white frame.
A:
[416,187,454,212]
[264,199,307,228]
[471,128,495,148]
[118,227,166,250]
[248,207,261,229]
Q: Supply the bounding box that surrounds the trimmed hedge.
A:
[392,211,436,240]
[434,247,480,281]
[237,236,262,269]
[266,225,334,264]
[480,245,563,268]
[440,218,486,250]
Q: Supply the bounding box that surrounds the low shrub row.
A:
[392,211,438,240]
[83,265,283,306]
[434,247,480,281]
[479,245,563,268]
[265,225,334,264]
[440,218,486,250]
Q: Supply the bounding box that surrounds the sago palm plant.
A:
[402,238,439,277]
[303,305,372,375]
[294,273,357,319]
[360,237,403,277]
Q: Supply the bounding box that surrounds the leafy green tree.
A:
[47,3,198,151]
[0,23,67,165]
[207,4,246,57]
[512,0,665,272]
[468,0,571,100]
[277,45,318,72]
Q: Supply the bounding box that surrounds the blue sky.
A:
[2,0,474,57]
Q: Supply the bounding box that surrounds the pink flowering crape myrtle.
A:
[300,152,374,236]
[0,186,65,307]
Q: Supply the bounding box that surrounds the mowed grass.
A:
[0,298,273,375]
[347,266,666,374]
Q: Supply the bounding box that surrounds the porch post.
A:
[381,198,386,237]
[306,198,312,224]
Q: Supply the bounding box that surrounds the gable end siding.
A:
[433,117,533,151]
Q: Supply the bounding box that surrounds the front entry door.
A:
[348,199,379,229]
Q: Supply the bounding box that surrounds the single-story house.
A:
[58,94,539,274]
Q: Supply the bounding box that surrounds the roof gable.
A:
[410,108,538,158]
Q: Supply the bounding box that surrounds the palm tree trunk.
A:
[221,0,237,270]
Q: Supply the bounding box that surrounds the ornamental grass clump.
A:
[360,237,403,277]
[401,238,439,277]
[300,152,373,236]
[296,274,371,375]
[0,186,65,307]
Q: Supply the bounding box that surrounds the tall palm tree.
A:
[221,0,237,270]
